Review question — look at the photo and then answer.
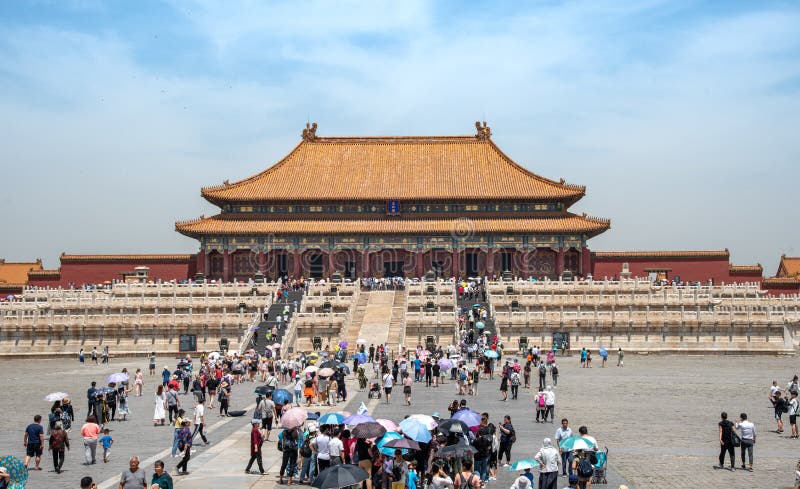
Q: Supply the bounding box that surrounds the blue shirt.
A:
[407,470,419,489]
[100,435,113,449]
[25,423,44,445]
[413,359,421,371]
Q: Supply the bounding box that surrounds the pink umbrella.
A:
[281,407,308,428]
[272,343,281,349]
[376,419,398,432]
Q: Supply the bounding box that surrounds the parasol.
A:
[271,389,293,405]
[106,372,129,384]
[376,419,398,432]
[376,431,407,456]
[384,438,420,450]
[452,409,482,427]
[437,419,470,435]
[342,413,375,426]
[311,464,370,489]
[280,407,309,429]
[408,414,437,430]
[318,413,346,425]
[318,368,335,378]
[43,392,69,402]
[437,358,453,370]
[352,422,387,439]
[398,418,432,442]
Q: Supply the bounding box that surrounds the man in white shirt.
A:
[328,431,344,465]
[735,413,756,471]
[555,419,573,477]
[383,371,394,404]
[192,399,209,445]
[534,438,560,489]
[313,427,332,472]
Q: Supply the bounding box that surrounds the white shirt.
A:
[544,390,555,406]
[194,404,205,424]
[581,434,598,449]
[736,421,756,440]
[314,434,331,460]
[535,446,560,473]
[555,426,573,443]
[383,374,393,388]
[329,437,344,458]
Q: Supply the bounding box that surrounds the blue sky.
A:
[0,1,799,271]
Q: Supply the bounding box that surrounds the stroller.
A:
[591,447,609,484]
[368,382,382,399]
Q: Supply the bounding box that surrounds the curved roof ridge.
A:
[201,141,305,195]
[486,139,586,193]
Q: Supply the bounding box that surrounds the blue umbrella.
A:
[338,364,351,374]
[475,321,485,329]
[452,409,482,428]
[307,412,320,420]
[0,455,27,489]
[399,418,432,443]
[107,372,129,384]
[376,431,407,456]
[356,352,367,364]
[484,350,499,359]
[599,347,608,358]
[508,459,540,471]
[318,412,346,425]
[271,389,293,405]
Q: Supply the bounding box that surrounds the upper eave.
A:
[200,131,586,206]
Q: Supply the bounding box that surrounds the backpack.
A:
[253,402,263,420]
[511,373,520,386]
[457,472,475,489]
[790,383,799,396]
[779,397,790,413]
[299,436,313,457]
[281,430,297,451]
[538,395,545,408]
[551,365,559,375]
[577,458,594,478]
[539,365,546,376]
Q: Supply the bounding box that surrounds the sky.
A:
[0,1,798,272]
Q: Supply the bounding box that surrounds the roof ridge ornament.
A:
[474,121,491,141]
[302,122,318,142]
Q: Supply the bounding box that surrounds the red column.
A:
[327,250,336,278]
[415,250,424,278]
[486,248,495,277]
[521,249,530,279]
[223,249,232,282]
[451,249,459,279]
[292,250,301,278]
[556,247,565,278]
[581,247,591,277]
[362,250,370,277]
[196,249,206,276]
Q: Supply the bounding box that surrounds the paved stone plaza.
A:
[1,353,798,489]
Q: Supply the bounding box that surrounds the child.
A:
[99,428,113,463]
[328,378,338,406]
[407,462,419,489]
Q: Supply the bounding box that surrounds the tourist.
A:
[717,412,735,470]
[403,372,413,406]
[312,425,332,473]
[134,368,144,396]
[538,362,547,390]
[153,385,167,426]
[117,382,131,421]
[535,438,561,489]
[551,362,559,387]
[735,413,756,471]
[106,383,118,421]
[79,348,85,365]
[23,414,45,471]
[80,476,97,489]
[99,428,113,463]
[91,347,98,365]
[81,415,100,465]
[48,421,69,473]
[151,460,173,489]
[386,448,408,489]
[572,450,594,489]
[294,376,304,405]
[577,426,598,450]
[245,420,265,475]
[773,390,787,434]
[175,419,192,475]
[279,426,299,484]
[328,376,338,406]
[586,350,592,368]
[87,382,98,418]
[161,367,170,387]
[149,352,157,376]
[383,368,394,404]
[299,424,318,484]
[580,348,586,368]
[499,371,509,401]
[118,456,147,489]
[171,409,185,457]
[166,386,180,423]
[498,415,515,466]
[206,374,218,409]
[510,368,521,399]
[218,382,230,416]
[523,361,531,388]
[453,459,482,489]
[617,348,624,367]
[192,398,209,445]
[61,398,75,432]
[535,390,546,423]
[259,392,275,441]
[429,462,454,489]
[329,429,344,465]
[544,386,556,422]
[101,346,109,364]
[789,391,800,439]
[555,418,574,476]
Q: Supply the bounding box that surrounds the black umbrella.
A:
[319,360,339,369]
[311,464,370,489]
[352,421,387,439]
[254,385,274,396]
[384,438,420,450]
[437,419,470,435]
[435,442,477,459]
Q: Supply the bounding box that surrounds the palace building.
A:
[175,122,611,281]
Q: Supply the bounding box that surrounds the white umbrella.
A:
[44,392,69,402]
[408,414,437,430]
[208,351,221,360]
[304,365,318,374]
[272,343,281,349]
[356,338,367,344]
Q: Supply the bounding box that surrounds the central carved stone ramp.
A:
[353,290,395,348]
[385,289,408,353]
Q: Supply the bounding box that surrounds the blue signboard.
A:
[387,200,400,215]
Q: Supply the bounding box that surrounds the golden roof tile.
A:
[28,269,61,278]
[200,127,586,203]
[175,213,610,238]
[729,264,763,274]
[777,255,800,278]
[0,258,43,285]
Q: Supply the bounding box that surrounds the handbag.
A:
[730,432,741,447]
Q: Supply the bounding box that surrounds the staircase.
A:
[457,287,498,340]
[251,289,304,356]
[343,292,370,345]
[349,290,394,349]
[386,289,408,353]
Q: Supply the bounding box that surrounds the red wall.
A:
[592,257,734,283]
[28,257,197,289]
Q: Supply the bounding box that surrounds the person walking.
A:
[175,420,192,475]
[80,415,100,465]
[134,369,144,397]
[153,385,167,426]
[23,414,45,471]
[551,363,559,387]
[192,399,209,445]
[544,386,555,422]
[279,426,299,484]
[555,419,574,477]
[617,348,624,367]
[534,438,560,489]
[383,369,394,404]
[498,416,515,466]
[717,412,735,470]
[538,363,547,390]
[509,370,521,400]
[735,413,756,471]
[245,420,265,475]
[171,409,185,458]
[151,460,173,489]
[403,372,413,406]
[48,421,69,473]
[789,391,800,439]
[118,456,147,489]
[499,372,509,401]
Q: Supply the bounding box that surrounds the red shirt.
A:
[250,426,263,455]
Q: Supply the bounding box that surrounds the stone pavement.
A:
[4,354,800,489]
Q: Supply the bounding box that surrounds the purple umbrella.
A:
[437,358,453,370]
[342,413,376,426]
[452,409,481,427]
[339,340,348,348]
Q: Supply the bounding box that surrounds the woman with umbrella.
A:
[384,449,408,489]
